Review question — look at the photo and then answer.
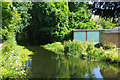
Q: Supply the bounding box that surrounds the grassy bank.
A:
[43,41,120,63]
[42,42,64,55]
[0,41,33,78]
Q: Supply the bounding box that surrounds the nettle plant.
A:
[97,17,117,29]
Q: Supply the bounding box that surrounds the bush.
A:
[86,43,95,52]
[93,47,105,59]
[64,40,90,58]
[103,43,116,50]
[64,41,119,62]
[103,49,119,62]
[43,41,119,62]
[0,40,33,79]
[97,17,117,29]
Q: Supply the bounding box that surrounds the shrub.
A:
[64,40,88,57]
[104,49,119,62]
[43,41,119,63]
[93,47,105,59]
[97,17,117,29]
[86,43,95,53]
[0,40,33,78]
[103,43,116,50]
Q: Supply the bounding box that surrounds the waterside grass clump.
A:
[43,40,120,63]
[42,42,64,55]
[0,40,33,79]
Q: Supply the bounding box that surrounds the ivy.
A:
[25,2,96,44]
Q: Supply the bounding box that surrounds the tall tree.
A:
[24,2,96,45]
[26,2,70,44]
[93,2,120,18]
[68,2,97,29]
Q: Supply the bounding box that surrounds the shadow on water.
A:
[25,46,120,78]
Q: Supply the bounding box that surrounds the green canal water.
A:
[26,46,120,78]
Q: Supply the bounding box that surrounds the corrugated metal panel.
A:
[74,32,86,41]
[101,30,120,33]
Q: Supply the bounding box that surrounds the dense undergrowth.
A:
[0,40,33,78]
[1,2,33,79]
[43,41,120,63]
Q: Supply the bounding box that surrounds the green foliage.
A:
[64,40,87,56]
[86,43,95,52]
[68,2,98,29]
[0,2,33,79]
[103,43,116,50]
[1,2,21,66]
[104,49,119,62]
[0,40,33,78]
[27,2,69,43]
[25,2,97,44]
[12,2,33,32]
[97,17,117,29]
[2,2,33,33]
[2,2,33,46]
[46,2,69,41]
[2,2,22,34]
[2,2,22,45]
[43,42,64,55]
[43,41,119,62]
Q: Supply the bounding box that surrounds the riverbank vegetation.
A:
[0,2,33,78]
[0,42,33,78]
[42,42,64,55]
[43,41,120,63]
[16,2,119,45]
[1,1,120,79]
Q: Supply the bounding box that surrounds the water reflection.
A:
[91,65,103,78]
[26,59,32,67]
[26,46,120,78]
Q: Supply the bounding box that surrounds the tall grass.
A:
[43,42,64,55]
[43,40,120,63]
[0,39,33,78]
[64,40,119,62]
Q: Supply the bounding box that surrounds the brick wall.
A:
[100,33,120,48]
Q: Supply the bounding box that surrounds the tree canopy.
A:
[24,2,97,45]
[2,2,119,45]
[93,2,120,18]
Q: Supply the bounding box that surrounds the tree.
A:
[11,2,33,44]
[1,2,33,78]
[1,2,33,55]
[93,2,120,19]
[92,2,119,28]
[68,2,97,29]
[25,2,69,44]
[12,2,33,32]
[2,2,21,41]
[2,2,33,40]
[24,2,97,45]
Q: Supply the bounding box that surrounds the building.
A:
[73,28,120,47]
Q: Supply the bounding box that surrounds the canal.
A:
[26,46,120,78]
